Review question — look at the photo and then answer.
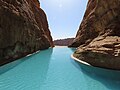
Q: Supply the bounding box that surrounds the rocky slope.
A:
[70,0,120,70]
[0,0,54,65]
[54,38,74,46]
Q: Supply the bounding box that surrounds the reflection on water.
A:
[73,61,120,90]
[0,48,53,90]
[0,54,34,75]
[69,48,76,52]
[0,49,53,75]
[0,59,25,75]
[1,47,120,90]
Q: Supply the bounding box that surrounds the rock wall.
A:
[0,0,54,65]
[70,0,120,70]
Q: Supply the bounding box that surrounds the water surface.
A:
[0,47,120,90]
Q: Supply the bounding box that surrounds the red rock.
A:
[54,38,74,46]
[70,0,120,70]
[0,0,54,65]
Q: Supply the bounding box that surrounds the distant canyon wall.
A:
[70,0,120,69]
[54,38,74,46]
[0,0,54,65]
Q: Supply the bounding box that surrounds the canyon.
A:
[70,0,120,70]
[0,0,120,70]
[0,0,54,65]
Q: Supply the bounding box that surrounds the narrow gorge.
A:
[1,0,120,90]
[70,0,120,70]
[0,0,120,70]
[0,0,54,65]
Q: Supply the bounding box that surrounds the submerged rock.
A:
[0,0,54,65]
[70,0,120,69]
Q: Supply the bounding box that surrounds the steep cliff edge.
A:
[0,0,54,65]
[70,0,120,70]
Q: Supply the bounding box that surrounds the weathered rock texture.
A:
[0,0,54,65]
[70,0,120,70]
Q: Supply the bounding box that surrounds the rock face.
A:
[0,0,54,65]
[70,0,120,70]
[54,38,74,46]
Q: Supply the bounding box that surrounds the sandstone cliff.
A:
[0,0,54,65]
[70,0,120,70]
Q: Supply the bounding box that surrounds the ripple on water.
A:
[0,47,120,90]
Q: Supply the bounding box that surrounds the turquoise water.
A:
[0,47,120,90]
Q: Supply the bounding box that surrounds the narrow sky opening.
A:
[40,0,88,40]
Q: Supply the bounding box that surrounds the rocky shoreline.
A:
[70,0,120,69]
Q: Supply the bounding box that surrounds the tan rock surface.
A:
[70,0,120,69]
[0,0,54,65]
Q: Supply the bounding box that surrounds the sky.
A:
[40,0,88,40]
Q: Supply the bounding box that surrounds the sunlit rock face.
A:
[70,0,120,69]
[0,0,54,65]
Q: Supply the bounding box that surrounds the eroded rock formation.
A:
[70,0,120,70]
[0,0,54,65]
